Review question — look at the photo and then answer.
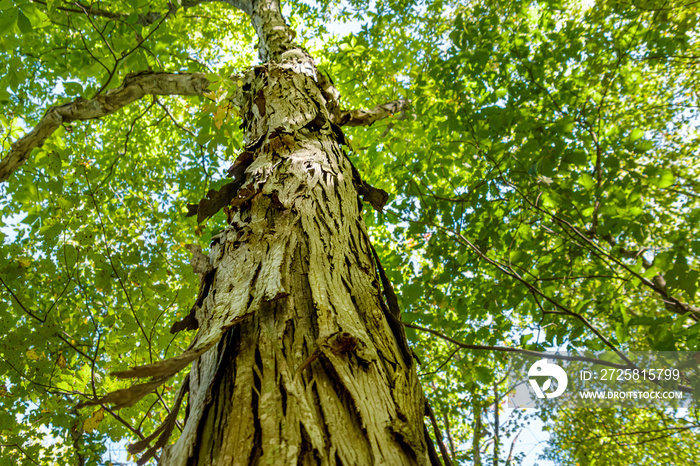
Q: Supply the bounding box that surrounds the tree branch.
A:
[613,242,700,318]
[0,443,40,465]
[404,323,631,370]
[336,99,411,127]
[0,72,211,183]
[406,322,694,394]
[386,209,633,364]
[424,401,454,466]
[32,0,251,26]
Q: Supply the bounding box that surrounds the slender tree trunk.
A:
[473,403,482,466]
[158,1,437,464]
[441,410,456,460]
[493,383,499,466]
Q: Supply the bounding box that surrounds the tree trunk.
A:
[155,1,437,464]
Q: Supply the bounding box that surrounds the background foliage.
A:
[1,0,699,464]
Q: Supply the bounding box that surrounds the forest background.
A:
[1,0,699,464]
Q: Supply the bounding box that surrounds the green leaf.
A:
[16,9,31,33]
[63,81,83,96]
[649,170,675,188]
[629,128,643,142]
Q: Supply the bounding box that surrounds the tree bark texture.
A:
[150,1,436,464]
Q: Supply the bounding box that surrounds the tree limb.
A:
[405,323,695,394]
[404,323,631,370]
[0,72,211,183]
[32,0,252,26]
[336,99,411,127]
[613,243,700,318]
[424,401,454,466]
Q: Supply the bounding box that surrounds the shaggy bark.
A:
[73,0,440,464]
[158,2,435,463]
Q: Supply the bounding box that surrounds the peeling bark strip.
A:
[127,374,191,465]
[0,72,210,183]
[186,179,246,223]
[186,150,257,223]
[170,245,215,334]
[356,179,390,212]
[371,244,413,365]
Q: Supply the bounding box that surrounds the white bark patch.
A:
[185,244,212,275]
